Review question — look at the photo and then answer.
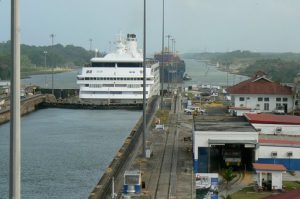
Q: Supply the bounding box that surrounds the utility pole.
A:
[43,51,47,67]
[171,38,175,54]
[160,0,165,109]
[10,0,21,198]
[142,0,147,158]
[50,33,55,95]
[166,35,171,53]
[89,38,93,51]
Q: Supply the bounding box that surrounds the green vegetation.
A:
[183,51,300,83]
[241,59,300,83]
[0,41,105,80]
[230,181,300,199]
[155,110,170,125]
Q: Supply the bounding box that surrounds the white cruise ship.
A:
[77,34,160,104]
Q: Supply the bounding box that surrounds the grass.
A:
[155,110,170,125]
[230,186,270,199]
[230,181,300,199]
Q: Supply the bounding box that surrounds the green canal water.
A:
[0,108,141,198]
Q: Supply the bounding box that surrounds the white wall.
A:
[193,131,258,158]
[272,172,283,189]
[257,145,300,159]
[252,123,300,135]
[232,94,293,113]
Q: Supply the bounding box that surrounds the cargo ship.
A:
[154,51,186,85]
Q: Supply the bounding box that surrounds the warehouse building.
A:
[193,114,300,173]
[193,115,258,173]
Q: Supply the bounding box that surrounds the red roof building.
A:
[253,163,287,171]
[227,72,292,95]
[227,71,294,114]
[245,113,300,125]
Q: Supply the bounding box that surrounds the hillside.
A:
[0,41,103,80]
[182,51,300,83]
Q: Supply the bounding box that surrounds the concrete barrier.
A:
[89,96,159,199]
[0,94,55,125]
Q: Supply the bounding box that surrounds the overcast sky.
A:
[0,0,300,54]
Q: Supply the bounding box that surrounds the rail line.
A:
[153,94,180,199]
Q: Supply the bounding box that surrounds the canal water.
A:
[1,58,248,198]
[21,59,248,89]
[0,109,141,199]
[184,59,248,87]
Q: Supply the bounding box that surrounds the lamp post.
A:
[160,0,165,108]
[50,34,55,95]
[43,51,48,88]
[89,38,93,51]
[142,0,147,158]
[166,35,172,53]
[10,0,21,198]
[43,51,47,67]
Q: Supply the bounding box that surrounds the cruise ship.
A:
[77,34,160,104]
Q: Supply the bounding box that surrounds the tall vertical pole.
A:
[143,0,147,158]
[89,38,93,51]
[10,0,21,198]
[50,34,55,95]
[160,0,165,108]
[166,35,171,53]
[43,51,47,67]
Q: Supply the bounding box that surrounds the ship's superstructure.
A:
[77,34,160,104]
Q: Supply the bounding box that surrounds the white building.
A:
[227,71,293,115]
[193,116,258,173]
[253,163,286,190]
[193,114,300,173]
[245,113,300,135]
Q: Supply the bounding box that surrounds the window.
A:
[91,62,115,67]
[276,103,282,109]
[276,98,281,102]
[264,103,269,111]
[258,97,263,101]
[117,63,142,67]
[239,97,245,101]
[283,97,288,102]
[264,97,269,102]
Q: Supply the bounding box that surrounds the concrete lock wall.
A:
[0,95,54,125]
[89,96,159,199]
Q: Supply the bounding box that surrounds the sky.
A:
[0,0,300,54]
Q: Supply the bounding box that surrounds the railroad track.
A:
[153,95,180,199]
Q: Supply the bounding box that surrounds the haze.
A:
[0,0,300,53]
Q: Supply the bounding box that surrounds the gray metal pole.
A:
[160,0,165,108]
[50,34,55,95]
[89,38,93,51]
[143,0,147,158]
[10,0,21,198]
[167,35,171,53]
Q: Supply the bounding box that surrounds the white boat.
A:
[77,34,160,104]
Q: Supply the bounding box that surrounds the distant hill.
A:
[182,51,300,83]
[0,41,104,80]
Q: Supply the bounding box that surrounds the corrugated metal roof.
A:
[253,163,286,171]
[245,113,300,125]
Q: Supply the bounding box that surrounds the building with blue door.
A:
[193,115,258,173]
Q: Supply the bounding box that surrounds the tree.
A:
[221,168,237,188]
